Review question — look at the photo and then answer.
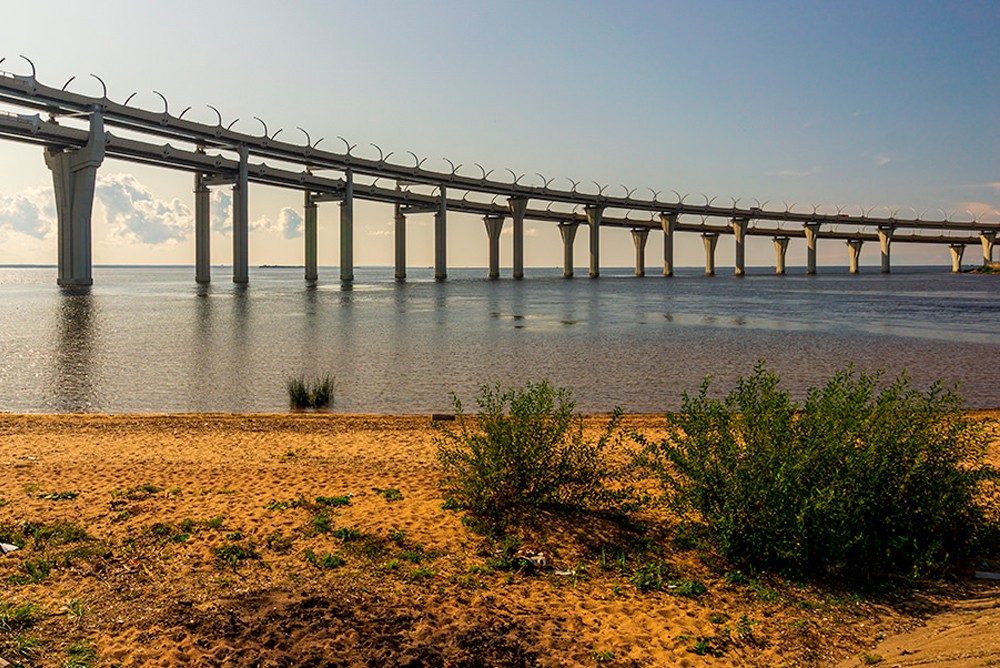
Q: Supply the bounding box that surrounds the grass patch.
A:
[287,374,334,409]
[372,487,403,502]
[316,495,351,507]
[37,490,78,501]
[214,541,259,569]
[62,642,98,668]
[304,549,345,569]
[0,601,42,631]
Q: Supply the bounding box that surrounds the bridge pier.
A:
[435,186,447,281]
[45,109,105,287]
[195,173,211,284]
[484,214,505,278]
[394,204,406,280]
[981,231,996,264]
[949,244,965,273]
[304,191,318,282]
[660,212,677,276]
[732,217,749,275]
[586,205,602,278]
[804,222,821,275]
[847,239,864,274]
[340,170,354,282]
[559,222,578,277]
[878,225,894,273]
[702,232,719,276]
[232,145,249,284]
[508,197,527,279]
[773,236,789,274]
[631,228,649,276]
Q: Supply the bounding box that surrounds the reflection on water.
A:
[52,287,99,411]
[0,266,997,413]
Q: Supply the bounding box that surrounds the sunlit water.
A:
[1,265,997,413]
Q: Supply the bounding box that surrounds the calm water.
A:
[1,265,998,413]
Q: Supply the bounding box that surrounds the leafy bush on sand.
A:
[636,362,996,583]
[434,381,634,534]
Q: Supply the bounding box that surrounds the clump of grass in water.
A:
[287,374,334,409]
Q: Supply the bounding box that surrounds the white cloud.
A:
[211,189,232,232]
[250,207,303,239]
[367,229,392,237]
[957,201,1000,221]
[0,187,56,239]
[95,174,191,244]
[873,154,892,167]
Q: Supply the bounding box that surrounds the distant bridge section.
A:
[0,57,996,285]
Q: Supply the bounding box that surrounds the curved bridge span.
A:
[0,59,996,286]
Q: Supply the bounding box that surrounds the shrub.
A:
[638,362,995,583]
[434,381,633,534]
[287,374,334,409]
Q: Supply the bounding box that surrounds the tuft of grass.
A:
[62,642,98,668]
[315,495,351,507]
[287,374,334,409]
[38,490,78,501]
[214,541,259,569]
[372,487,403,502]
[0,601,42,631]
[304,549,345,569]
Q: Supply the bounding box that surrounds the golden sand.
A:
[1,413,998,667]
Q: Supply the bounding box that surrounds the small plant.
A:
[672,579,707,598]
[264,534,294,553]
[0,601,42,631]
[202,515,225,530]
[312,514,332,534]
[305,549,345,569]
[373,487,403,502]
[434,381,634,534]
[214,542,259,569]
[316,495,351,507]
[334,527,362,542]
[62,642,98,668]
[287,374,334,409]
[264,499,306,511]
[38,490,78,501]
[860,653,884,665]
[591,648,616,662]
[630,560,670,592]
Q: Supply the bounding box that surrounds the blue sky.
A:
[0,0,997,269]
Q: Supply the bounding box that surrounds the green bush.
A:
[637,362,995,583]
[287,374,334,409]
[434,381,633,534]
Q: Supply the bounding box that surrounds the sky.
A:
[0,0,997,270]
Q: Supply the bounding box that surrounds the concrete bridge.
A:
[1,58,996,286]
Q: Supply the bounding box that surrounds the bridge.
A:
[1,56,997,286]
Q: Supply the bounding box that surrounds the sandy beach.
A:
[1,413,998,667]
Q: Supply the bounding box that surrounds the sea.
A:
[0,265,997,414]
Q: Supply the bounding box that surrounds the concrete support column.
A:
[773,236,789,275]
[194,174,211,284]
[586,205,603,278]
[803,222,821,275]
[702,232,719,276]
[847,239,864,274]
[981,231,996,264]
[559,222,578,278]
[304,191,318,282]
[631,228,649,276]
[660,212,677,276]
[732,217,749,276]
[393,204,406,281]
[232,144,249,284]
[45,109,105,287]
[483,214,505,279]
[508,197,527,279]
[949,244,965,273]
[340,170,354,282]
[434,186,447,281]
[877,225,894,274]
